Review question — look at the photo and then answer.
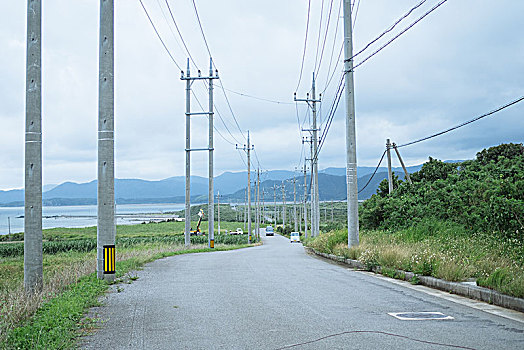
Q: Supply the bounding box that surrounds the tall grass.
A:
[305,219,524,298]
[0,220,257,348]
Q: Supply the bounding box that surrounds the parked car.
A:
[265,225,274,236]
[290,232,300,243]
[231,228,243,235]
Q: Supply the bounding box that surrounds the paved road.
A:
[82,232,524,349]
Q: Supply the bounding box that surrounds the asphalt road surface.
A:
[81,231,524,349]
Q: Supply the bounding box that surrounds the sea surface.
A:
[0,203,185,235]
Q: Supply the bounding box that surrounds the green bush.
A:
[360,143,524,240]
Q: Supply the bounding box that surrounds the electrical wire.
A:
[352,0,427,60]
[352,0,448,70]
[191,89,239,146]
[164,0,199,69]
[322,0,343,93]
[139,0,182,71]
[218,85,294,105]
[296,0,312,92]
[190,0,212,58]
[313,0,327,74]
[396,96,524,148]
[352,0,361,30]
[357,150,386,194]
[315,0,336,75]
[155,0,187,60]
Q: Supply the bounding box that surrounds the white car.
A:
[235,228,243,235]
[290,232,301,243]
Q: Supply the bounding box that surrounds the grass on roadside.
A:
[0,221,256,349]
[304,219,524,298]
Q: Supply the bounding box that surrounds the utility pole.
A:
[393,142,412,185]
[97,0,115,282]
[262,190,265,224]
[331,200,334,222]
[386,139,393,194]
[303,163,308,239]
[24,0,43,293]
[181,58,219,249]
[236,131,254,243]
[244,188,247,229]
[217,191,220,235]
[7,217,11,240]
[273,184,277,224]
[256,169,261,239]
[281,181,286,228]
[302,136,316,236]
[295,76,321,237]
[343,0,359,248]
[293,174,297,232]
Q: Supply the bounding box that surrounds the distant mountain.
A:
[0,170,298,206]
[1,161,459,206]
[320,165,423,177]
[0,189,24,204]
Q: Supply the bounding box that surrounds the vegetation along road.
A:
[81,230,523,349]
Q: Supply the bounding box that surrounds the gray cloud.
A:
[1,0,523,190]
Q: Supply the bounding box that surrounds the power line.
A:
[139,0,182,71]
[315,0,336,75]
[352,0,427,60]
[352,0,361,30]
[164,0,199,69]
[313,0,327,74]
[218,85,294,105]
[190,0,212,58]
[352,0,449,70]
[322,0,343,93]
[358,150,387,194]
[296,0,312,92]
[357,95,524,192]
[396,96,524,148]
[191,89,240,146]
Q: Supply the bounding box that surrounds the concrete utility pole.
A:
[97,0,115,282]
[262,190,265,224]
[281,182,286,227]
[343,0,359,248]
[182,58,218,248]
[393,142,412,185]
[244,189,247,229]
[256,170,261,239]
[7,217,11,239]
[24,0,43,293]
[184,61,191,247]
[386,139,394,194]
[302,136,314,236]
[295,76,321,237]
[236,131,254,243]
[217,191,220,235]
[273,184,277,224]
[208,59,215,249]
[303,164,308,239]
[331,200,334,222]
[293,175,297,232]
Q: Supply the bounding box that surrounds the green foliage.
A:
[376,172,401,197]
[476,143,524,165]
[0,233,256,258]
[5,274,107,349]
[360,143,524,240]
[304,224,524,298]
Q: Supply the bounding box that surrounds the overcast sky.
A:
[1,0,523,191]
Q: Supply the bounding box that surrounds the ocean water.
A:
[0,203,185,235]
